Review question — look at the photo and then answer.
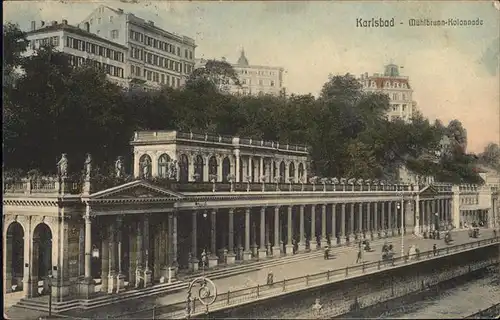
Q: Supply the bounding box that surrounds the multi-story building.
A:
[80,5,196,90]
[196,50,285,96]
[25,20,129,87]
[359,63,417,122]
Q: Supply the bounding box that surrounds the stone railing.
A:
[154,181,418,193]
[3,177,82,195]
[132,130,309,153]
[113,237,499,319]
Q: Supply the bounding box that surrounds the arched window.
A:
[222,157,231,183]
[139,154,152,179]
[179,154,189,183]
[194,155,204,182]
[208,156,218,180]
[158,153,171,178]
[298,163,305,180]
[288,162,295,182]
[279,161,286,183]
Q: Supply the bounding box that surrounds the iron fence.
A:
[114,236,499,319]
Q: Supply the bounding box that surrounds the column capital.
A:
[245,207,251,214]
[211,208,217,214]
[260,206,267,212]
[274,206,281,212]
[228,208,235,214]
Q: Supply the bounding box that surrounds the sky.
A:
[3,0,499,153]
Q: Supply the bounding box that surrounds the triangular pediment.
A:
[418,184,439,197]
[89,180,183,200]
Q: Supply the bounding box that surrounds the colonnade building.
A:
[3,131,498,303]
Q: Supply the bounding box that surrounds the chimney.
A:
[52,21,58,26]
[31,21,36,31]
[62,19,68,25]
[84,22,90,32]
[40,21,45,27]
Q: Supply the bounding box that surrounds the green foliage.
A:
[2,24,484,185]
[478,143,500,171]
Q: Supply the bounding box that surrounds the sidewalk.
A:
[24,229,493,319]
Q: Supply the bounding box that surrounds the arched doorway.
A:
[139,154,152,179]
[32,223,52,296]
[222,157,231,183]
[5,222,24,292]
[279,161,286,183]
[288,162,295,182]
[179,154,189,183]
[208,156,218,181]
[158,154,171,178]
[194,155,204,182]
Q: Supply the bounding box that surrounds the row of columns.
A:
[80,208,178,296]
[187,198,453,271]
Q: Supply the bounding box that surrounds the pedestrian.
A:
[324,246,330,260]
[356,248,363,264]
[267,271,274,286]
[433,243,437,256]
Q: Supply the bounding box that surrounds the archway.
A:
[139,154,152,179]
[5,222,24,292]
[194,155,204,182]
[179,154,189,183]
[288,162,295,182]
[222,157,231,183]
[279,161,286,183]
[32,223,52,295]
[298,163,305,181]
[158,154,171,178]
[208,156,218,181]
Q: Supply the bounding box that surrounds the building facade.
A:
[25,20,129,88]
[195,50,285,96]
[80,5,196,90]
[3,131,497,306]
[359,64,417,123]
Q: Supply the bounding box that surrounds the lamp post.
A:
[396,191,404,258]
[185,276,217,319]
[48,272,54,317]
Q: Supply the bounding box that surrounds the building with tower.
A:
[358,63,417,123]
[196,49,285,96]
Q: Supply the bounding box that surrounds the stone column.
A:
[386,201,391,237]
[143,215,152,287]
[414,198,421,235]
[367,202,373,240]
[188,156,195,182]
[209,210,218,267]
[226,209,236,264]
[235,150,241,183]
[101,229,109,293]
[247,156,253,181]
[310,204,316,249]
[259,157,264,180]
[243,208,252,260]
[135,219,143,288]
[328,204,336,246]
[116,217,125,293]
[298,205,306,252]
[82,208,94,295]
[159,220,168,282]
[374,202,381,238]
[273,207,281,257]
[128,223,137,286]
[349,203,355,242]
[217,156,223,182]
[284,162,290,182]
[107,222,116,294]
[340,203,346,244]
[357,203,363,239]
[294,161,299,182]
[426,200,431,232]
[189,211,199,271]
[286,206,294,255]
[257,207,267,258]
[167,212,178,282]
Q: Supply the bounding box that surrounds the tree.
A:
[478,142,500,171]
[185,59,241,93]
[446,119,468,152]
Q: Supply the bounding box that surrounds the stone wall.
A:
[208,245,499,319]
